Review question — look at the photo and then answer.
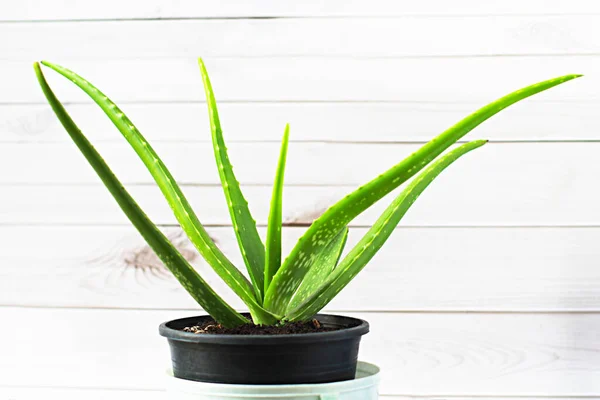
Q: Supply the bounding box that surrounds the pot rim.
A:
[159,313,369,344]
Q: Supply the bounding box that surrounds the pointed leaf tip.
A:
[199,58,267,305]
[40,60,277,324]
[264,123,291,294]
[33,62,43,80]
[265,73,577,315]
[34,63,248,327]
[285,140,486,321]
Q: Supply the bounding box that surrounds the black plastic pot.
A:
[159,314,369,385]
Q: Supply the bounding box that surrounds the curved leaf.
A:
[34,62,248,327]
[41,61,278,325]
[264,74,582,315]
[285,140,487,321]
[198,59,266,302]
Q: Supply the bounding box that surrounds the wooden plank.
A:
[3,142,599,226]
[3,170,600,227]
[4,16,600,60]
[1,141,435,185]
[1,308,599,395]
[1,388,595,400]
[6,57,588,104]
[3,226,600,311]
[4,101,600,144]
[1,0,597,20]
[0,141,591,188]
[1,142,598,226]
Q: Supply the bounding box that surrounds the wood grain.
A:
[2,142,597,188]
[2,307,599,395]
[1,0,597,20]
[2,175,600,227]
[1,143,598,229]
[4,16,600,60]
[3,101,600,144]
[2,4,599,398]
[5,57,587,104]
[3,226,600,311]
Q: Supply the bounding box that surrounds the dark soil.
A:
[182,318,341,335]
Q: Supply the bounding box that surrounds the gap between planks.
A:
[4,304,600,314]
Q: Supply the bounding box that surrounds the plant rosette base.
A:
[159,314,369,385]
[166,361,380,399]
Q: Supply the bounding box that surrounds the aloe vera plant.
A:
[34,59,580,327]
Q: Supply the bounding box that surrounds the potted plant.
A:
[34,60,579,397]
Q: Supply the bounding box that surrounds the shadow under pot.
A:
[159,314,370,385]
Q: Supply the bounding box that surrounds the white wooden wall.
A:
[2,1,600,398]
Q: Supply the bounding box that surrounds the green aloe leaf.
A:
[264,73,581,315]
[264,124,290,294]
[286,226,348,312]
[198,59,267,301]
[285,140,487,321]
[41,61,278,325]
[34,63,248,327]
